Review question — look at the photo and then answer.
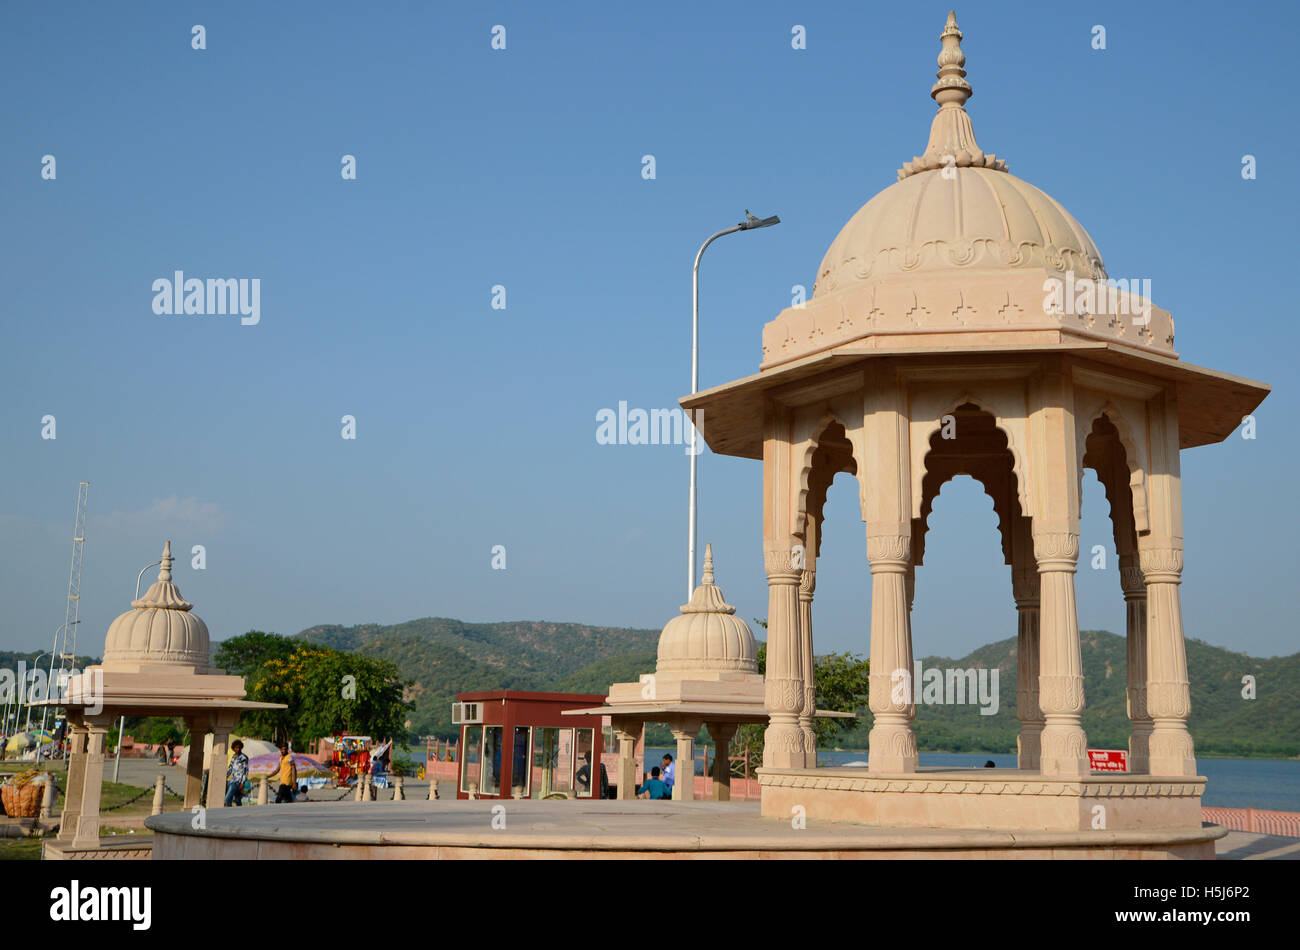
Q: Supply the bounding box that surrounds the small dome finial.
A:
[702,543,715,586]
[932,12,971,107]
[898,12,1007,180]
[159,540,173,582]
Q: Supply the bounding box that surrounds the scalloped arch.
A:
[1076,398,1149,535]
[792,410,862,552]
[910,387,1032,524]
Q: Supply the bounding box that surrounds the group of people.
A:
[224,741,306,806]
[635,753,675,800]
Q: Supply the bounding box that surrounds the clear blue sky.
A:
[1,1,1293,663]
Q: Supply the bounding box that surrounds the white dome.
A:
[656,545,758,674]
[815,11,1106,297]
[102,541,210,669]
[814,167,1106,296]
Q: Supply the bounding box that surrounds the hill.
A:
[831,630,1300,757]
[287,619,1298,756]
[297,618,659,737]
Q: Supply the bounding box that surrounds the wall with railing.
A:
[1202,807,1300,838]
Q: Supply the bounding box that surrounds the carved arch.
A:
[908,385,1033,526]
[1075,397,1149,535]
[791,408,860,554]
[915,402,1022,566]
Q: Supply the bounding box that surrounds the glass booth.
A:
[453,691,609,800]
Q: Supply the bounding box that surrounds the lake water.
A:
[646,747,1300,811]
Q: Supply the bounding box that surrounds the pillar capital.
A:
[798,567,816,600]
[669,718,703,741]
[1118,553,1146,599]
[865,523,911,572]
[763,544,802,581]
[1138,541,1183,583]
[1031,527,1079,570]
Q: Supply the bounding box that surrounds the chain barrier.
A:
[102,785,154,812]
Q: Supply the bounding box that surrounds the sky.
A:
[0,0,1294,665]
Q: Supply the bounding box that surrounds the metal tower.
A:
[42,482,87,735]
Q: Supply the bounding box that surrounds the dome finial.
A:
[702,543,715,585]
[159,540,173,582]
[898,12,1007,180]
[932,11,971,107]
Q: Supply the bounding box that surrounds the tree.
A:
[213,630,298,678]
[297,650,411,744]
[238,645,412,750]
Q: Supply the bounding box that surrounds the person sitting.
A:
[635,766,670,800]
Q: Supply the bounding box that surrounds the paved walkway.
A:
[43,757,1300,859]
[1215,830,1300,860]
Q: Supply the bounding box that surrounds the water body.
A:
[646,747,1300,811]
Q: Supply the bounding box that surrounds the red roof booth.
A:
[453,691,609,800]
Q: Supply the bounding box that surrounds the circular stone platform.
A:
[145,799,1226,859]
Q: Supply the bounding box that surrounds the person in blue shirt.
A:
[636,766,670,800]
[660,754,675,792]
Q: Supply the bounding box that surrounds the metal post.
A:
[112,714,125,782]
[688,212,780,599]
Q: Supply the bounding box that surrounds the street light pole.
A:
[688,211,780,599]
[38,622,74,737]
[22,651,51,733]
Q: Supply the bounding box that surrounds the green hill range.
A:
[291,619,1298,757]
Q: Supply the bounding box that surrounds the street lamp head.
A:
[740,210,781,230]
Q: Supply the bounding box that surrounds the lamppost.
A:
[688,210,780,598]
[38,621,77,738]
[22,650,52,733]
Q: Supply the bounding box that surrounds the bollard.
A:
[468,782,478,800]
[429,779,439,801]
[354,778,363,802]
[40,777,54,820]
[393,776,405,801]
[151,775,165,816]
[511,788,523,800]
[363,775,374,802]
[257,776,269,806]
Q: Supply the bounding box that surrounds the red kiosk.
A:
[453,691,609,800]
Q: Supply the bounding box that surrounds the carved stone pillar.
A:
[866,525,917,773]
[707,721,737,800]
[58,720,88,841]
[763,545,805,769]
[670,717,702,801]
[205,718,233,809]
[72,718,110,847]
[1012,518,1043,770]
[182,716,210,809]
[611,719,640,801]
[1140,543,1195,776]
[797,566,817,767]
[1034,527,1089,776]
[1121,554,1152,774]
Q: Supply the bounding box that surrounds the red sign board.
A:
[1087,748,1128,771]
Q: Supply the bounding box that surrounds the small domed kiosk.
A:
[44,541,283,860]
[566,544,846,801]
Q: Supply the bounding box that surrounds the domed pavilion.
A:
[569,544,847,800]
[46,541,283,859]
[682,12,1269,835]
